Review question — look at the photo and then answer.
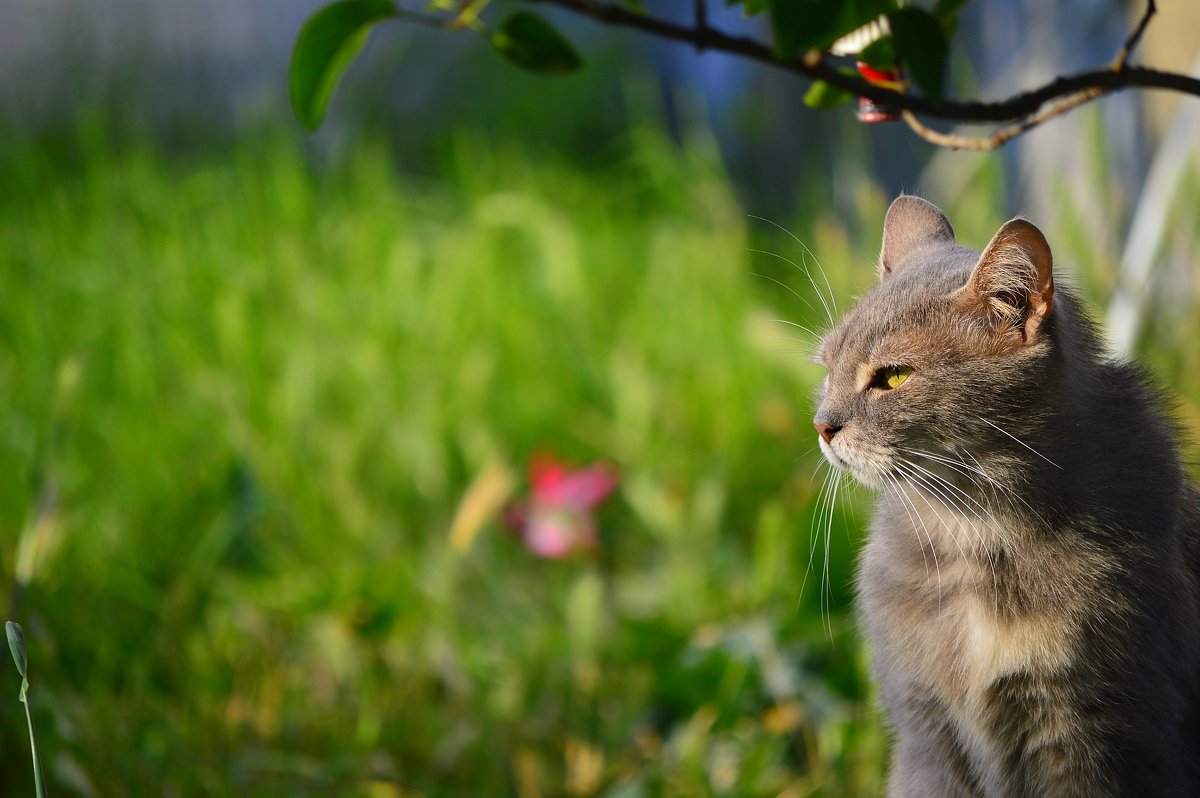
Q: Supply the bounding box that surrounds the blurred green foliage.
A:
[1,116,1197,797]
[0,127,888,796]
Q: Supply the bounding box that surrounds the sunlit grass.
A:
[0,130,889,796]
[1,124,1196,796]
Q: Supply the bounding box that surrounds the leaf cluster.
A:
[765,0,968,110]
[290,0,974,130]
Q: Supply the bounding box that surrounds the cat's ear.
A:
[959,218,1054,344]
[879,195,956,277]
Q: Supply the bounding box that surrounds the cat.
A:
[812,195,1200,797]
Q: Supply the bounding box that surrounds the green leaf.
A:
[6,621,26,681]
[289,0,396,131]
[770,0,893,57]
[858,36,896,71]
[933,0,971,22]
[490,12,582,74]
[888,7,948,103]
[735,0,771,15]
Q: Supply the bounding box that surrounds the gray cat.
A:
[813,196,1200,797]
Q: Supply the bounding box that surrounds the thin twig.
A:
[901,88,1103,151]
[398,7,458,30]
[1115,0,1156,70]
[523,0,1197,127]
[693,0,708,53]
[694,0,708,33]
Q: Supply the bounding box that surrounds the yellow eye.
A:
[876,365,912,390]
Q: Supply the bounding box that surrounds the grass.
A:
[0,121,1197,797]
[0,127,885,797]
[6,621,46,798]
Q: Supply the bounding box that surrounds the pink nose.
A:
[815,422,842,444]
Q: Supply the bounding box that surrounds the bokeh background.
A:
[3,1,1200,795]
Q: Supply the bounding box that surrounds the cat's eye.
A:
[872,365,913,390]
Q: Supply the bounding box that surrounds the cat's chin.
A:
[818,438,885,489]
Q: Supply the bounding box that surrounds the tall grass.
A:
[0,123,1196,796]
[0,129,886,796]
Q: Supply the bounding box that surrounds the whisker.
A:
[801,462,835,604]
[976,416,1062,469]
[895,458,1002,600]
[826,470,843,640]
[814,464,836,638]
[895,461,972,566]
[897,458,999,594]
[797,245,839,317]
[770,317,824,340]
[900,446,1045,538]
[898,453,999,519]
[899,446,993,484]
[793,443,821,467]
[896,458,996,547]
[773,336,819,357]
[746,236,836,324]
[957,447,1047,533]
[887,470,943,603]
[768,316,825,333]
[747,214,840,316]
[883,472,930,578]
[809,453,831,481]
[749,269,821,318]
[900,446,1020,519]
[823,470,844,642]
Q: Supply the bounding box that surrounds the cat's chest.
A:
[859,521,1084,794]
[858,515,1075,703]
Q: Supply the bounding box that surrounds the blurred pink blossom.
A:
[504,453,618,559]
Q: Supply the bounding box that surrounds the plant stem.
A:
[21,691,47,798]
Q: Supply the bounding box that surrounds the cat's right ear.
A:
[879,195,956,278]
[958,218,1054,345]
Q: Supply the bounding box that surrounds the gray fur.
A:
[814,196,1200,797]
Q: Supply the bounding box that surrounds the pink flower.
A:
[504,453,618,559]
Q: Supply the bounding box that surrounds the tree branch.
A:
[525,0,1200,139]
[901,89,1103,151]
[1115,0,1155,70]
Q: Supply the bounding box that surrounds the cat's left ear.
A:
[879,195,956,277]
[958,218,1054,344]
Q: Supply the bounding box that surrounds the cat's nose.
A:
[815,422,842,444]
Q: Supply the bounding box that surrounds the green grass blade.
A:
[23,696,46,798]
[8,621,46,797]
[6,621,27,680]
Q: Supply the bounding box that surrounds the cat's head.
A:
[813,196,1057,491]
